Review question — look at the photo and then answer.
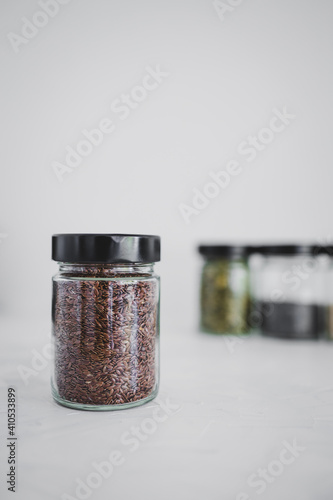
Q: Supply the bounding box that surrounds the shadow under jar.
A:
[51,234,160,411]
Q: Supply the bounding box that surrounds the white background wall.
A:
[1,0,333,329]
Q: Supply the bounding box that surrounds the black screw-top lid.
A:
[198,245,251,259]
[52,234,160,263]
[323,246,333,257]
[256,244,324,256]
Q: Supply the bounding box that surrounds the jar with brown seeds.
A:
[51,234,160,411]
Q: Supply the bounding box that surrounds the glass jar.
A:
[51,234,160,410]
[326,247,333,340]
[250,245,328,339]
[198,245,251,334]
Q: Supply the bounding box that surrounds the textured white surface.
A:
[1,318,333,500]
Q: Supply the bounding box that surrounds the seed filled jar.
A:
[250,245,328,339]
[198,245,251,334]
[51,234,160,410]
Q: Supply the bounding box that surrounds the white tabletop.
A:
[1,318,333,500]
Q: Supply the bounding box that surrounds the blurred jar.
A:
[198,245,251,334]
[250,245,329,339]
[326,247,333,340]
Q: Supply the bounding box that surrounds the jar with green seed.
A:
[198,245,251,334]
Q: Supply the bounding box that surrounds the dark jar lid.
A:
[52,234,160,264]
[256,244,325,256]
[198,245,251,259]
